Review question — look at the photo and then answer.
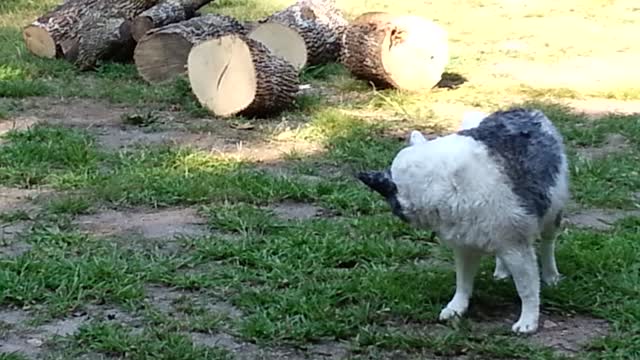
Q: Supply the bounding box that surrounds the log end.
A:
[23,25,57,58]
[132,16,154,42]
[248,22,308,71]
[187,35,258,117]
[381,16,449,91]
[134,32,193,84]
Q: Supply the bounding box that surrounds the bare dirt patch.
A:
[73,206,208,240]
[4,97,325,164]
[565,208,640,231]
[565,98,640,119]
[143,284,242,319]
[0,186,56,258]
[0,222,32,258]
[268,201,334,221]
[191,332,350,360]
[576,133,630,161]
[0,186,54,213]
[489,52,640,94]
[0,304,139,359]
[468,301,609,357]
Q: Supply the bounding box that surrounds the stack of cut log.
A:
[23,0,449,118]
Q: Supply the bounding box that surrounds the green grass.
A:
[1,0,640,359]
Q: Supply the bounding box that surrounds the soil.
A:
[73,206,208,240]
[565,98,640,119]
[4,97,322,165]
[565,208,640,231]
[0,305,139,358]
[576,133,630,160]
[489,53,640,94]
[268,201,334,221]
[468,300,610,357]
[0,186,54,213]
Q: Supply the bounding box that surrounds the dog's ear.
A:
[460,111,488,130]
[356,170,397,198]
[409,130,428,146]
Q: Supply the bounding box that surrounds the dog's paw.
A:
[542,272,563,287]
[439,307,463,321]
[511,319,538,334]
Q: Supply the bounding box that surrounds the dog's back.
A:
[457,108,570,226]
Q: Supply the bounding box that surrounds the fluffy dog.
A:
[357,107,570,334]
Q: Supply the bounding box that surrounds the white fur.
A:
[460,111,489,130]
[390,133,569,334]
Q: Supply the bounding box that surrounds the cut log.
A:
[259,0,348,66]
[247,22,308,71]
[22,0,159,67]
[340,13,449,92]
[74,15,138,68]
[133,14,247,84]
[130,0,214,41]
[187,34,300,118]
[350,11,394,26]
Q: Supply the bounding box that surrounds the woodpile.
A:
[22,0,214,70]
[23,1,449,118]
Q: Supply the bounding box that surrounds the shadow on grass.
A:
[435,72,468,89]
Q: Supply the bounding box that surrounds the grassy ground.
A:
[1,0,640,359]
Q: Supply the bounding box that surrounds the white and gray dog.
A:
[357,107,570,334]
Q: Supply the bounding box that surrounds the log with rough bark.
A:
[340,13,449,92]
[22,0,159,69]
[247,22,308,71]
[187,34,300,118]
[133,14,247,84]
[130,0,215,41]
[259,0,348,66]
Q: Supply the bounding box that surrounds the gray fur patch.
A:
[458,108,564,218]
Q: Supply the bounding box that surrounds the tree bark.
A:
[259,0,348,66]
[130,0,215,41]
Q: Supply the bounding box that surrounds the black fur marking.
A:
[458,107,563,218]
[554,210,563,228]
[356,169,408,222]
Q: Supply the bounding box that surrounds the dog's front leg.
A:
[498,245,540,334]
[439,247,482,320]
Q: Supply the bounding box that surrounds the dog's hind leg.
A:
[439,247,482,321]
[498,244,540,334]
[493,256,511,280]
[540,211,563,286]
